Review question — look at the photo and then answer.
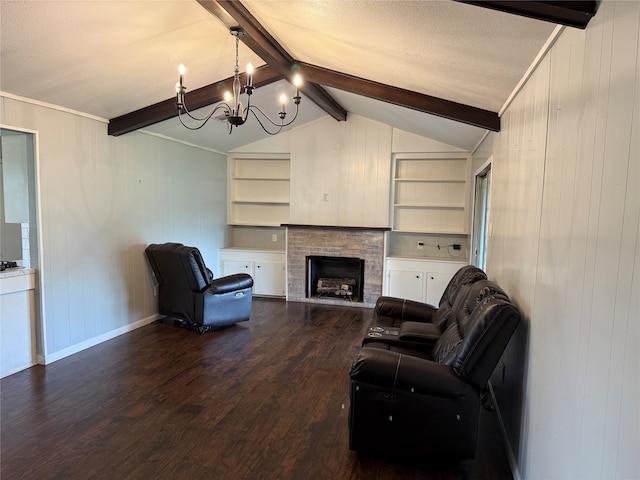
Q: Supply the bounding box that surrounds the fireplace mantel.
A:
[282,224,390,232]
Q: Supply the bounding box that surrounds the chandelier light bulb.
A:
[280,94,287,111]
[294,74,302,87]
[246,63,254,87]
[225,91,232,103]
[177,63,186,91]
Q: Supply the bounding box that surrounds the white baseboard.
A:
[1,362,38,379]
[488,381,522,480]
[38,314,160,366]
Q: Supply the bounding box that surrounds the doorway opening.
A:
[472,161,491,271]
[0,126,43,375]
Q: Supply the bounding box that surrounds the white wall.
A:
[0,96,227,363]
[231,116,466,233]
[290,115,392,228]
[474,2,639,478]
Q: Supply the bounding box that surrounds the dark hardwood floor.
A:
[1,298,513,480]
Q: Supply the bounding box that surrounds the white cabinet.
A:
[220,248,285,297]
[387,269,424,303]
[228,154,290,227]
[424,271,455,306]
[1,269,37,377]
[391,153,470,234]
[384,258,466,305]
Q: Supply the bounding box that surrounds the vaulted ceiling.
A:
[0,1,595,153]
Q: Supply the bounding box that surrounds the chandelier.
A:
[175,27,302,135]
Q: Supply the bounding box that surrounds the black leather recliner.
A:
[145,243,253,331]
[348,278,521,460]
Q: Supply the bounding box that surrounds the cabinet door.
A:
[387,270,424,303]
[221,260,252,277]
[254,262,285,296]
[425,271,453,306]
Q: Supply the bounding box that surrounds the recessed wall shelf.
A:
[228,154,290,228]
[390,153,470,235]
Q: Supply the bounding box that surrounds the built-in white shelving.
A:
[228,154,290,227]
[391,153,470,235]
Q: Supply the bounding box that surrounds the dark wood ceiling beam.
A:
[299,62,500,132]
[456,1,597,29]
[198,0,348,122]
[108,64,280,136]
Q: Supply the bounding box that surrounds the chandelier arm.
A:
[177,110,216,131]
[248,103,300,129]
[279,102,301,127]
[247,108,284,136]
[179,102,230,123]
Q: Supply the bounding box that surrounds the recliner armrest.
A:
[374,296,437,323]
[349,347,470,398]
[207,273,253,295]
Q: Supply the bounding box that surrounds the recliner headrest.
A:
[439,265,487,308]
[144,243,211,292]
[432,265,487,327]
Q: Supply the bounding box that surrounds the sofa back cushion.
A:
[431,279,520,389]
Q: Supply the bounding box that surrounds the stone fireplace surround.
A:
[285,225,388,308]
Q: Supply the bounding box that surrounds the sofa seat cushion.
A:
[361,342,434,361]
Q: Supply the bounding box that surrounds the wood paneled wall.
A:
[1,96,227,363]
[290,115,392,228]
[474,1,639,478]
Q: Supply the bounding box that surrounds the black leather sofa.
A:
[362,265,487,354]
[348,268,520,460]
[145,243,253,332]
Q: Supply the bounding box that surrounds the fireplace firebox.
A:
[306,256,365,302]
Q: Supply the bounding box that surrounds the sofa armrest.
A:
[207,273,253,295]
[398,321,443,345]
[374,296,438,323]
[349,347,470,398]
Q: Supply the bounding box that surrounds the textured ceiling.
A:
[0,0,556,152]
[242,0,553,112]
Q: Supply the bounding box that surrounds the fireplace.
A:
[307,256,365,302]
[285,224,388,308]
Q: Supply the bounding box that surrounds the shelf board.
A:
[233,200,290,205]
[229,222,288,227]
[232,177,290,181]
[394,204,465,210]
[392,228,469,235]
[395,178,466,183]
